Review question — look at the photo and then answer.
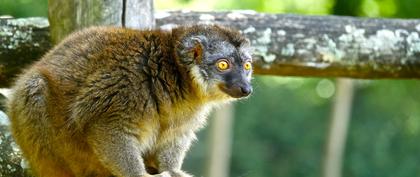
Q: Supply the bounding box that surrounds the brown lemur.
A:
[7,25,253,177]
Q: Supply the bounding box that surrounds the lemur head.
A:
[174,25,253,100]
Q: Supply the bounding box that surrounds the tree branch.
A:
[2,11,420,87]
[156,11,420,78]
[0,17,51,87]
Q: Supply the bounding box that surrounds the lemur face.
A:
[176,25,253,99]
[198,40,253,99]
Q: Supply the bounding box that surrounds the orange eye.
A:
[216,59,230,71]
[244,61,252,70]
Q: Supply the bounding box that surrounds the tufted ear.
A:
[240,38,251,49]
[239,38,253,60]
[188,35,208,64]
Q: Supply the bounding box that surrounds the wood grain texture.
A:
[156,11,420,79]
[124,0,155,29]
[2,11,420,88]
[48,0,123,43]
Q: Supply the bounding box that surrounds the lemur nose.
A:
[240,86,252,96]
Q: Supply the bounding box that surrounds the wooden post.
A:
[124,0,155,29]
[48,0,124,43]
[323,79,355,177]
[207,104,235,177]
[48,0,154,43]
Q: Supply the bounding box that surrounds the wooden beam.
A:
[0,16,51,87]
[48,0,124,43]
[124,0,155,29]
[156,11,420,79]
[323,79,354,177]
[207,104,234,177]
[2,11,420,88]
[48,0,155,43]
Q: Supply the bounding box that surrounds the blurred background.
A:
[2,0,420,177]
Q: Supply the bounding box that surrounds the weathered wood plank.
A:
[48,0,124,43]
[2,11,420,88]
[156,11,420,78]
[0,109,30,177]
[124,0,155,29]
[48,0,156,42]
[0,17,51,87]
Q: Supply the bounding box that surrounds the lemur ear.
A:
[189,35,208,63]
[239,38,254,60]
[240,38,251,49]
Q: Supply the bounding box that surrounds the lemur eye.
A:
[216,59,230,71]
[244,61,252,70]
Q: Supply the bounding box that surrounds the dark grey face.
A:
[197,38,253,98]
[176,25,253,99]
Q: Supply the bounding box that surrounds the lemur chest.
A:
[136,104,212,149]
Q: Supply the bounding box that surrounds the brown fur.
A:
[7,25,251,177]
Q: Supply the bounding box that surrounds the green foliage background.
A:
[2,0,420,177]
